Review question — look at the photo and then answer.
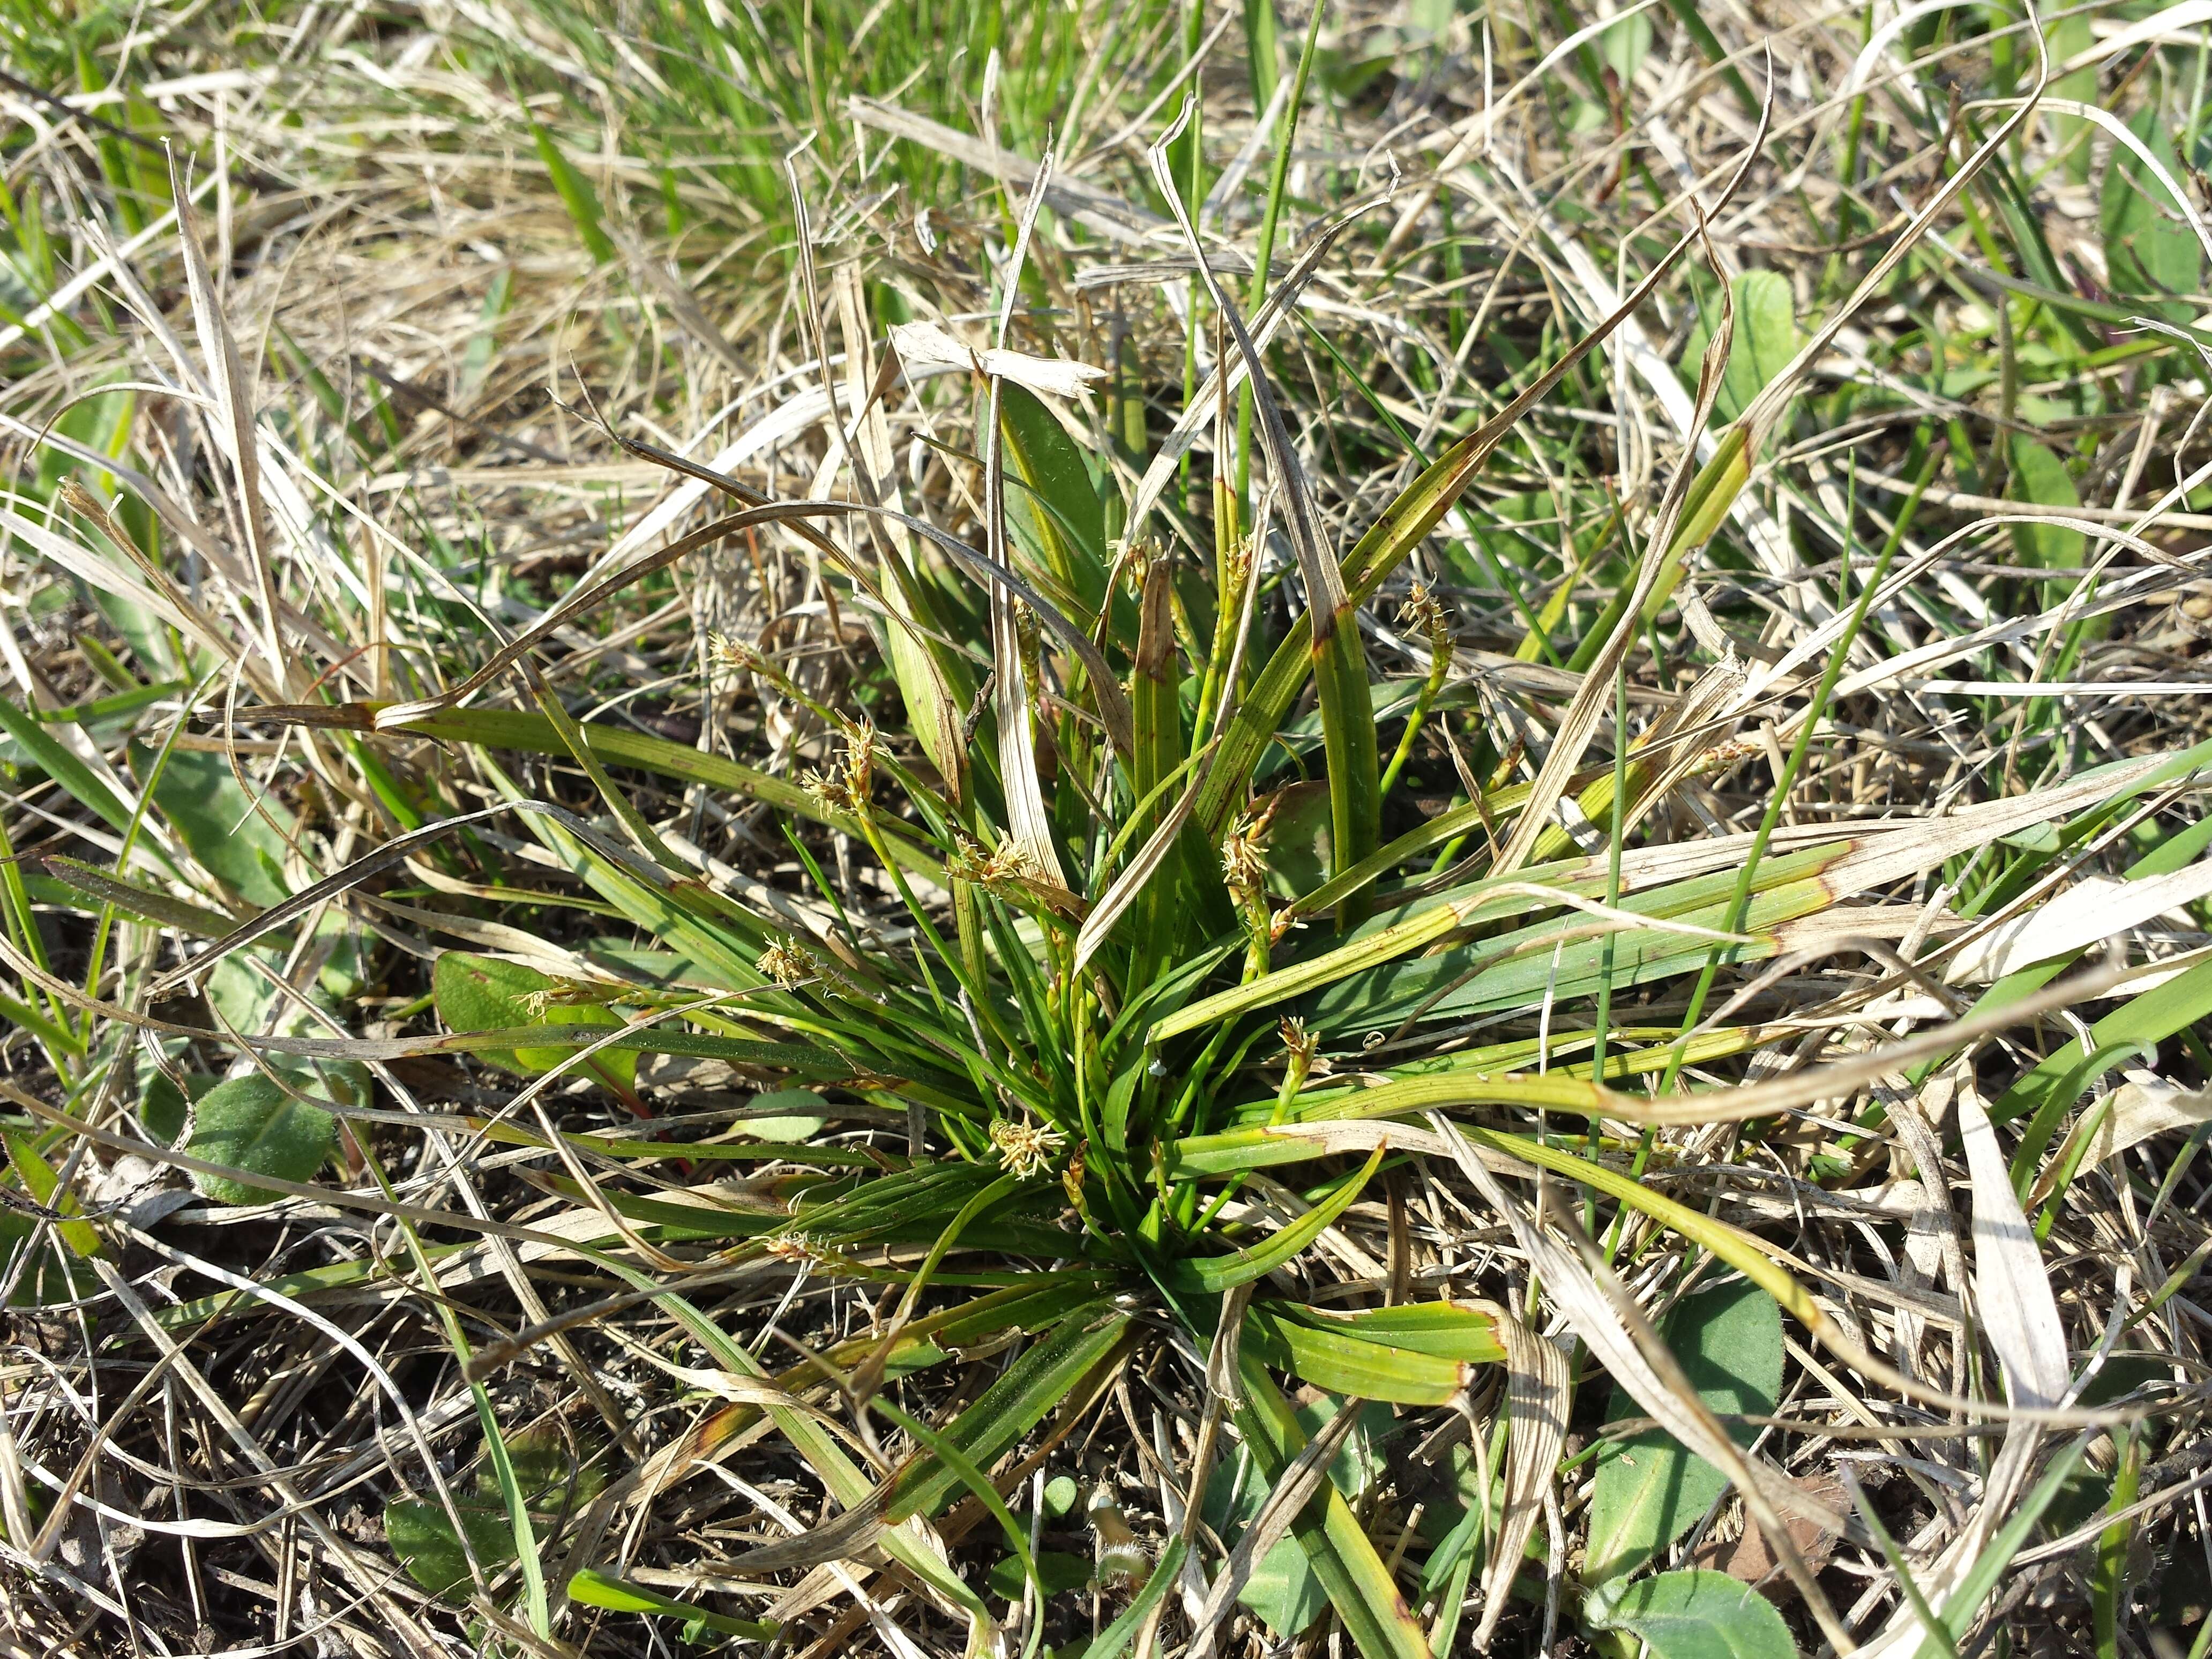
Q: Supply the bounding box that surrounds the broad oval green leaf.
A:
[136,743,293,908]
[2102,107,2201,307]
[1585,1277,1783,1585]
[987,1548,1094,1600]
[500,1420,607,1511]
[2005,434,2085,574]
[1680,271,1801,425]
[385,1498,517,1601]
[432,951,638,1101]
[737,1086,828,1142]
[140,1066,212,1146]
[1600,8,1653,81]
[182,1073,337,1205]
[1586,1568,1797,1659]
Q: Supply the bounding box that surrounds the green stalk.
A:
[1175,0,1207,518]
[1190,1024,1313,1234]
[1313,618,1381,920]
[1822,2,1875,298]
[1379,596,1452,805]
[357,1140,548,1635]
[1585,660,1630,1239]
[2088,1433,2141,1659]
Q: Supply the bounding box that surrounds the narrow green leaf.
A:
[39,855,240,935]
[2094,1427,2141,1659]
[1182,1147,1383,1293]
[566,1567,779,1639]
[1313,618,1380,907]
[1191,226,1706,842]
[397,706,941,879]
[157,1242,470,1329]
[474,1410,547,1635]
[1918,1435,2089,1655]
[0,697,133,836]
[4,1133,101,1258]
[1230,1357,1434,1659]
[530,122,616,264]
[1203,1394,1391,1638]
[1000,384,1112,619]
[876,1392,1043,1611]
[884,1305,1130,1520]
[1243,0,1281,107]
[1244,1301,1500,1404]
[1992,954,2212,1141]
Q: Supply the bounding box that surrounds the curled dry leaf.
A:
[887,320,1107,400]
[2071,1070,2212,1173]
[1468,1303,1568,1651]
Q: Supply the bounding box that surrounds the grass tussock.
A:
[4,1,2212,1656]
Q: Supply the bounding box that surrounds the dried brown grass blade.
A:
[1430,1119,1852,1647]
[1492,209,1746,876]
[1182,1397,1366,1659]
[985,151,1075,892]
[165,148,289,699]
[1468,1303,1567,1651]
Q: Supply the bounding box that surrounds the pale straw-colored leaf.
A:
[1468,1303,1568,1651]
[1945,861,2212,985]
[887,320,1107,399]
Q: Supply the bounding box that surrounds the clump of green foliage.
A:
[8,1,2212,1656]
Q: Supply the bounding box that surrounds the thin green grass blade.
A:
[529,119,616,264]
[566,1567,778,1640]
[1231,1355,1434,1659]
[1179,1147,1382,1293]
[883,1303,1131,1520]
